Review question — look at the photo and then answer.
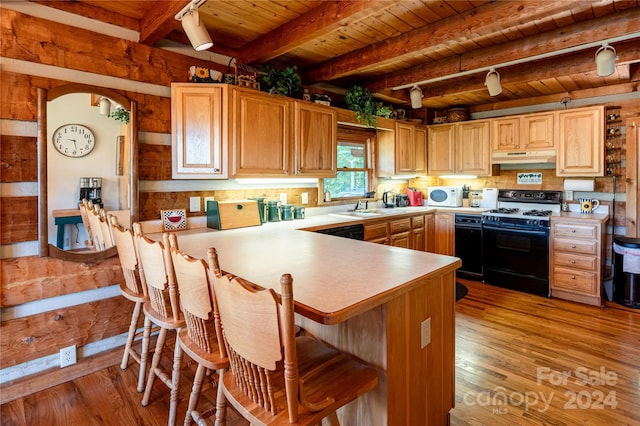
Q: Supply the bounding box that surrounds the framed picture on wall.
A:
[161,209,187,231]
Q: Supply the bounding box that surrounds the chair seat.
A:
[177,328,228,371]
[143,303,185,330]
[222,335,378,425]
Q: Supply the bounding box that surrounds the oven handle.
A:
[482,224,548,237]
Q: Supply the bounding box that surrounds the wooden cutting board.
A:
[206,200,261,230]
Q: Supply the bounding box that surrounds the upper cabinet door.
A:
[427,124,456,175]
[294,102,337,177]
[231,88,292,177]
[413,126,427,174]
[491,117,520,152]
[522,112,554,150]
[456,120,492,175]
[395,122,415,174]
[171,84,226,179]
[556,106,604,176]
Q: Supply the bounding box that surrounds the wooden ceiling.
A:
[34,0,640,111]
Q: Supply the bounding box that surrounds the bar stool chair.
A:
[78,199,94,249]
[135,226,185,426]
[170,246,229,426]
[110,217,152,392]
[211,251,379,425]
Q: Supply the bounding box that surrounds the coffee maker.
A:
[79,177,102,207]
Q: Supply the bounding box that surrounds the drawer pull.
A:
[572,245,577,248]
[571,275,576,280]
[571,260,576,264]
[572,229,577,233]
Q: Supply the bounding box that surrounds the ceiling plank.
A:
[236,0,393,65]
[302,1,579,83]
[366,9,640,95]
[138,0,190,46]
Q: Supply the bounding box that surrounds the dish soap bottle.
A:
[324,190,331,202]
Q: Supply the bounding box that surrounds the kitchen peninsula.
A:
[158,216,461,426]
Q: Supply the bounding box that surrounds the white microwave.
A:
[427,186,463,207]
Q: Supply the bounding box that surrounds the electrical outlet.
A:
[565,190,574,201]
[189,197,201,212]
[280,193,287,205]
[301,192,309,204]
[421,318,431,349]
[60,344,77,368]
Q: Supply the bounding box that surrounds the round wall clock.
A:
[52,124,96,158]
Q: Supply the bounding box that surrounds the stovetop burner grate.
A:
[489,208,519,214]
[522,209,553,217]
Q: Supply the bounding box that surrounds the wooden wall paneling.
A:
[139,143,172,180]
[625,118,638,237]
[1,9,225,88]
[0,196,38,245]
[0,256,124,308]
[0,135,37,182]
[0,296,133,369]
[127,92,171,134]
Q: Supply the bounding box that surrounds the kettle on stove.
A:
[382,190,396,208]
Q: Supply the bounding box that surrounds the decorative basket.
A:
[447,107,469,122]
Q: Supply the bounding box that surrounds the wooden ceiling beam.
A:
[30,0,140,30]
[366,9,640,95]
[236,0,391,65]
[302,1,576,83]
[138,0,190,46]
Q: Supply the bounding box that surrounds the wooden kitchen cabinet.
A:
[425,213,435,253]
[428,120,495,176]
[171,83,227,179]
[491,112,554,152]
[434,212,455,255]
[294,101,337,177]
[556,106,605,176]
[364,221,389,245]
[389,217,411,248]
[550,219,605,306]
[230,87,292,177]
[377,122,427,176]
[411,215,425,251]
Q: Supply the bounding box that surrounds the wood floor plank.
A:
[1,279,638,425]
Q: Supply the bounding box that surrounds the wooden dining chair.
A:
[170,246,229,426]
[210,251,379,425]
[78,199,94,249]
[87,206,105,250]
[135,226,185,426]
[110,217,152,392]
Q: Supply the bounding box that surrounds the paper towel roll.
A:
[563,179,595,191]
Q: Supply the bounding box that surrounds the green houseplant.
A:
[259,65,303,98]
[110,107,130,124]
[344,85,392,128]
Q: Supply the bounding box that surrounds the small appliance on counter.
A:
[395,193,410,207]
[480,188,498,209]
[382,190,396,208]
[79,177,102,207]
[405,187,423,206]
[427,186,463,207]
[207,200,261,230]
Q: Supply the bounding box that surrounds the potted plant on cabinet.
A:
[259,65,304,98]
[344,85,392,128]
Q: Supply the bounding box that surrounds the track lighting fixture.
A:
[484,68,502,96]
[98,97,111,116]
[410,85,423,109]
[595,42,617,77]
[175,0,213,51]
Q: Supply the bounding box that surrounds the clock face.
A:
[52,124,96,158]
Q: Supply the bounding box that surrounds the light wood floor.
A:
[2,279,639,425]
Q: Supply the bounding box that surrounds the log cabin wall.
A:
[0,5,638,403]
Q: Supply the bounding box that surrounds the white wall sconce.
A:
[484,68,502,96]
[175,0,213,51]
[98,97,111,116]
[595,42,617,77]
[410,85,423,109]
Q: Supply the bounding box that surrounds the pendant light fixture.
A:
[484,68,502,96]
[175,0,213,51]
[410,85,423,109]
[595,42,617,77]
[98,97,111,116]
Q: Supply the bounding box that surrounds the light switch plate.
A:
[301,192,309,204]
[565,190,574,201]
[421,318,431,348]
[189,197,200,212]
[280,193,287,204]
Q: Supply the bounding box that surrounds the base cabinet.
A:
[550,220,604,306]
[434,212,455,256]
[364,214,427,250]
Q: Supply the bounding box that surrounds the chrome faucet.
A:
[355,199,369,210]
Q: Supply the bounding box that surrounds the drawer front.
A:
[390,218,411,234]
[365,222,388,240]
[554,252,598,271]
[553,267,597,294]
[554,238,597,255]
[411,215,425,228]
[553,223,597,239]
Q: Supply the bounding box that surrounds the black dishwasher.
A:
[455,214,483,279]
[315,224,364,240]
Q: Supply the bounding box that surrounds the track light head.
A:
[410,85,423,109]
[99,97,111,116]
[595,42,617,77]
[176,1,213,51]
[484,68,502,96]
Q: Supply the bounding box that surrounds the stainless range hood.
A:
[491,150,556,164]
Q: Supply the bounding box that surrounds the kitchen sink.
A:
[329,207,414,218]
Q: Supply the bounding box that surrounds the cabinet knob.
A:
[571,275,576,280]
[571,260,576,264]
[572,245,576,248]
[213,168,220,172]
[284,169,289,175]
[572,229,576,233]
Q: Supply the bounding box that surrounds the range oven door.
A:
[482,224,550,296]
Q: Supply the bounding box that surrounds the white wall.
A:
[47,93,124,248]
